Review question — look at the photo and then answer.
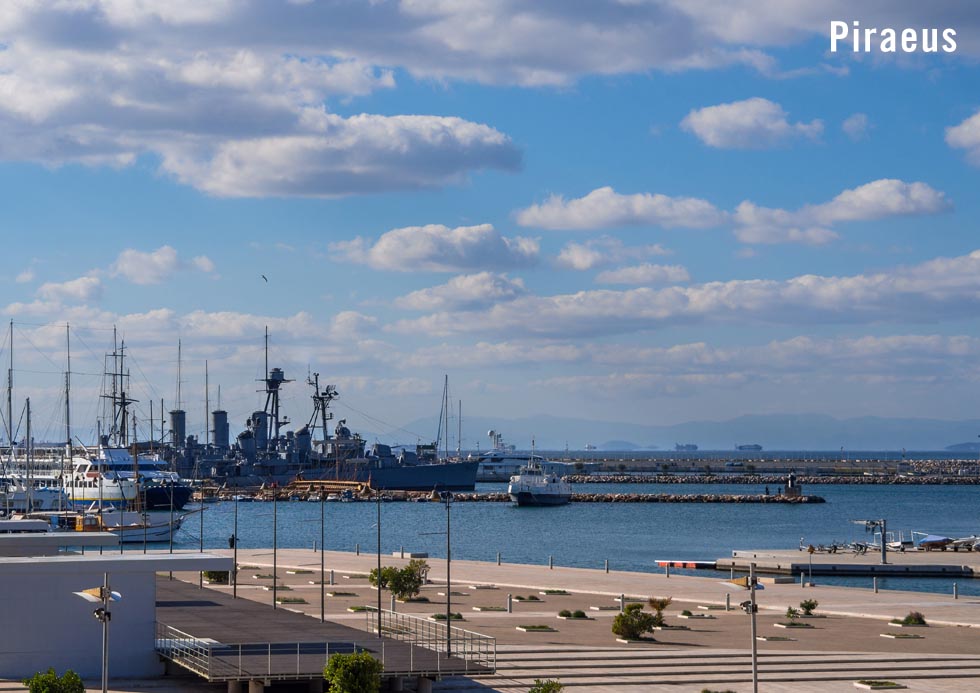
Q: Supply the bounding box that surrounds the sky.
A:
[2,1,980,448]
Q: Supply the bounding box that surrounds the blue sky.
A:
[2,2,980,447]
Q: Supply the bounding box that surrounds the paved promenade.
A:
[163,547,980,691]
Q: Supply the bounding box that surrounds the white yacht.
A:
[507,464,572,507]
[62,455,138,509]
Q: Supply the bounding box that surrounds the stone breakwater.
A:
[564,474,980,485]
[430,492,824,504]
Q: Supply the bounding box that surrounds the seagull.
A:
[261,274,268,282]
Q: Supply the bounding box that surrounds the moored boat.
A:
[507,463,572,507]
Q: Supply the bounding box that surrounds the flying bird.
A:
[261,274,268,282]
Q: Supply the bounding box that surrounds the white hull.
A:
[100,511,184,543]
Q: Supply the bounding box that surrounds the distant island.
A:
[945,442,980,452]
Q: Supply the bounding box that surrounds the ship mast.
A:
[5,320,12,477]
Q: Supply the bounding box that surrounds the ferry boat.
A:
[62,456,137,509]
[507,463,572,507]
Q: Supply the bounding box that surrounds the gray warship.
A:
[171,363,478,492]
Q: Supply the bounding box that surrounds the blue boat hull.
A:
[510,491,571,507]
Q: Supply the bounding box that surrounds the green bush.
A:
[323,652,381,693]
[23,669,84,693]
[203,570,229,583]
[647,596,672,627]
[902,611,927,626]
[612,603,657,640]
[799,598,818,616]
[785,606,800,620]
[681,609,693,617]
[529,679,564,693]
[572,610,586,619]
[558,609,572,617]
[369,560,430,601]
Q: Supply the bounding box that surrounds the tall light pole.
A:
[273,488,278,609]
[320,487,326,623]
[74,573,121,693]
[232,495,239,599]
[854,519,888,564]
[376,488,382,632]
[444,491,453,656]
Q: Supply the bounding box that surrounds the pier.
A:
[719,548,978,578]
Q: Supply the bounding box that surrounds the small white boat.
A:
[507,464,572,507]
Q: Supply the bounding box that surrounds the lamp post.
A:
[320,487,325,623]
[854,519,888,564]
[232,495,239,598]
[444,490,453,656]
[74,573,121,693]
[376,488,382,632]
[273,488,278,609]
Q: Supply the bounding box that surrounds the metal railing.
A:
[155,623,361,682]
[364,609,496,675]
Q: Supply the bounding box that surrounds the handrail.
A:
[364,609,495,674]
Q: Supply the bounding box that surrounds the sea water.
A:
[159,482,980,596]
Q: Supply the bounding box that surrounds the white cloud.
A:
[395,273,526,311]
[390,249,980,338]
[595,264,690,285]
[517,186,724,230]
[556,237,671,271]
[330,311,378,336]
[159,114,520,198]
[842,113,870,141]
[15,269,34,284]
[946,110,980,165]
[36,276,103,303]
[111,245,218,284]
[681,97,823,149]
[734,179,950,244]
[330,224,539,273]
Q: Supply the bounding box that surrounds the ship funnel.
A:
[212,409,229,448]
[169,409,186,447]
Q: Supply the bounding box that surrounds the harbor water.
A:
[154,482,980,596]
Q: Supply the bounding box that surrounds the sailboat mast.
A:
[457,399,461,459]
[25,397,31,511]
[65,323,72,460]
[443,375,449,461]
[205,360,209,447]
[6,320,12,472]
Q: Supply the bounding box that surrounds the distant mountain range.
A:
[397,413,980,452]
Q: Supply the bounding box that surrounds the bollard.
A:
[801,573,805,588]
[391,594,396,612]
[604,559,609,574]
[329,569,335,586]
[666,564,670,578]
[730,566,734,580]
[873,577,878,594]
[726,593,731,612]
[549,555,554,569]
[400,546,404,559]
[954,582,959,600]
[314,540,318,553]
[507,594,513,613]
[356,543,360,556]
[620,594,625,613]
[497,552,501,566]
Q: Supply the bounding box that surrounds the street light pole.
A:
[320,487,325,623]
[233,495,239,599]
[749,563,758,693]
[445,491,452,656]
[376,488,382,633]
[100,573,110,693]
[272,488,278,609]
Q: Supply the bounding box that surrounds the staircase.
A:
[434,645,980,691]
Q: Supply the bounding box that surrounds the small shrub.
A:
[785,606,800,620]
[612,603,657,640]
[572,610,586,619]
[647,596,672,627]
[323,652,381,693]
[529,679,564,693]
[202,570,229,584]
[23,669,84,693]
[681,609,693,617]
[528,595,540,601]
[800,598,818,616]
[432,612,462,620]
[558,609,572,617]
[901,611,927,626]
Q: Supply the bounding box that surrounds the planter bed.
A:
[678,613,715,620]
[590,606,620,611]
[517,625,555,632]
[880,633,924,639]
[853,681,907,690]
[472,606,506,612]
[756,636,795,642]
[774,622,812,629]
